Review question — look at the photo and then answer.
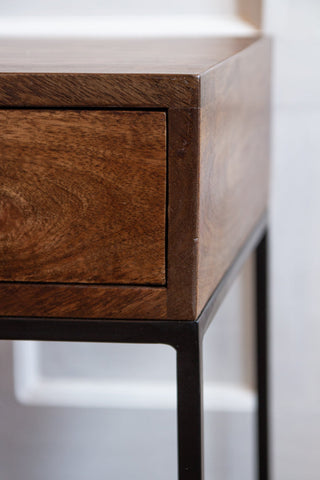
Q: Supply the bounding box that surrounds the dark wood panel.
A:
[0,284,167,319]
[0,37,255,74]
[166,108,200,319]
[0,109,166,285]
[196,37,271,315]
[0,73,199,109]
[0,38,255,109]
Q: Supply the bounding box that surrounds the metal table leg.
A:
[256,231,269,480]
[175,226,269,480]
[176,323,203,480]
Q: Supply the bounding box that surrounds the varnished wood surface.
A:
[0,284,167,319]
[0,36,271,320]
[0,73,198,109]
[196,38,271,315]
[0,109,166,285]
[0,37,254,109]
[0,37,255,74]
[166,108,200,319]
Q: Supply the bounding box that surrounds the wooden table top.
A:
[0,36,256,74]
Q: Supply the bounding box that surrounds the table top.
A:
[0,36,256,74]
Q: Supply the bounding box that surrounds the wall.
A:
[264,1,320,478]
[1,0,235,16]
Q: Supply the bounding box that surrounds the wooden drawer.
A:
[0,110,167,285]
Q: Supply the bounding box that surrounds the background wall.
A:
[264,1,320,478]
[0,0,236,16]
[0,0,320,479]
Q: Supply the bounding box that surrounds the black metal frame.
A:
[0,214,269,480]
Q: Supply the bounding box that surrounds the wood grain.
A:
[0,37,255,74]
[0,73,199,109]
[166,108,200,319]
[0,37,254,109]
[0,109,166,285]
[196,37,271,315]
[0,284,167,319]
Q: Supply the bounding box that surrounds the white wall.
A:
[264,1,320,479]
[1,0,235,16]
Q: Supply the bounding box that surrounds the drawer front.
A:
[0,109,166,285]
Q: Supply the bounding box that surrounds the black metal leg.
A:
[176,324,204,480]
[255,230,269,480]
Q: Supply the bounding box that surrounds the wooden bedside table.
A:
[0,36,271,480]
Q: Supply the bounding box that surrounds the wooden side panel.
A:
[166,108,200,319]
[0,284,167,319]
[0,109,166,286]
[197,38,271,315]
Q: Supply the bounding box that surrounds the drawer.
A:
[0,109,167,286]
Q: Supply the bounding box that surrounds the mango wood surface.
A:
[0,36,271,320]
[0,37,255,74]
[0,110,166,285]
[196,37,271,315]
[0,37,254,109]
[0,284,167,319]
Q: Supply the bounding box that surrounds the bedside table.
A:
[0,36,271,480]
